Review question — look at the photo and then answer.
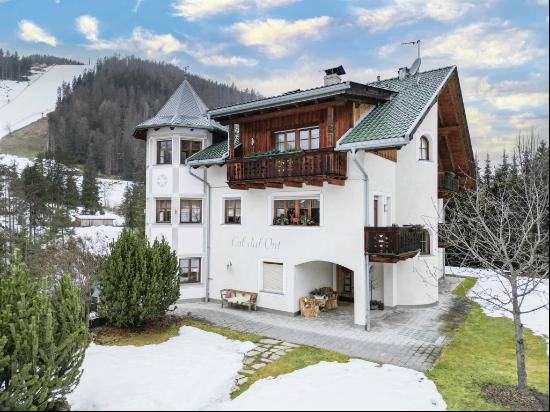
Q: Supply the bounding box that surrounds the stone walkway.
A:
[175,277,464,371]
[235,339,299,388]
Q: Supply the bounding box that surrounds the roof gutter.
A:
[350,148,371,332]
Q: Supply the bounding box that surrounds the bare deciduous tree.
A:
[442,138,549,392]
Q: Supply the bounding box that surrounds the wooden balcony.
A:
[438,172,459,198]
[364,227,424,263]
[227,148,347,189]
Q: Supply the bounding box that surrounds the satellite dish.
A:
[410,57,422,76]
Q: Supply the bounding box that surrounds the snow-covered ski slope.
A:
[0,65,90,139]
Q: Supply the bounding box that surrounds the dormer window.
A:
[419,136,430,161]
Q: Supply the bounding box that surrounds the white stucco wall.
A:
[145,126,210,300]
[142,101,445,321]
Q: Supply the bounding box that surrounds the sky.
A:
[0,0,548,160]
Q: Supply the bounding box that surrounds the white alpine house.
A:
[133,65,475,327]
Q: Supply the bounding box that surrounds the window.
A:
[262,262,283,293]
[420,230,431,255]
[157,140,172,164]
[299,127,320,150]
[156,199,171,223]
[275,126,320,152]
[181,140,202,163]
[273,198,320,226]
[180,199,202,223]
[275,131,296,152]
[224,199,241,224]
[179,258,201,284]
[419,136,430,161]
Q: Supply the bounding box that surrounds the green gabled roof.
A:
[338,66,456,147]
[186,135,240,165]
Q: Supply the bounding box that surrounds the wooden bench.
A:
[220,289,258,311]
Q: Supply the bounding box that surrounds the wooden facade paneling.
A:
[238,102,354,156]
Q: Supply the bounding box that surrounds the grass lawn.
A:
[0,117,48,158]
[428,277,549,411]
[93,316,351,400]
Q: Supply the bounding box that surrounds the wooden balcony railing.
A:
[438,172,459,197]
[227,148,347,188]
[364,227,424,263]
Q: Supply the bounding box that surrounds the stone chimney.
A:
[324,73,342,86]
[324,65,346,86]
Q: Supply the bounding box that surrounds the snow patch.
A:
[74,225,124,256]
[222,359,445,411]
[0,65,90,139]
[69,326,255,411]
[446,266,549,345]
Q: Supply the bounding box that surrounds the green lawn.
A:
[0,117,48,158]
[428,277,549,410]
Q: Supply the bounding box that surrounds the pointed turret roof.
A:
[133,79,225,138]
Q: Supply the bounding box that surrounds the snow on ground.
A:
[74,225,124,255]
[0,153,34,172]
[446,266,549,344]
[69,326,255,411]
[220,360,446,411]
[0,65,90,139]
[69,327,446,411]
[0,154,132,210]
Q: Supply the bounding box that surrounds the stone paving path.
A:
[234,339,299,388]
[176,277,464,371]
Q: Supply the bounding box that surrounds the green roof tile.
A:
[186,134,240,164]
[338,66,455,146]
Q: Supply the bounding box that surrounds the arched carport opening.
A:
[293,260,358,326]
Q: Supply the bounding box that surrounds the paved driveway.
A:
[175,277,465,371]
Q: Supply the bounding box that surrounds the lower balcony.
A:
[438,171,460,198]
[364,226,424,263]
[227,148,347,189]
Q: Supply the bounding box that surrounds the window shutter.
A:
[262,262,284,293]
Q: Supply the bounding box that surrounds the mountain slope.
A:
[0,117,47,158]
[0,65,90,139]
[48,56,260,180]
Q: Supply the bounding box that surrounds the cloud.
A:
[423,20,547,68]
[171,0,298,21]
[133,0,144,12]
[353,0,477,32]
[230,16,331,58]
[462,76,549,111]
[74,16,256,66]
[18,20,57,46]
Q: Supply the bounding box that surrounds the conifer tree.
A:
[0,254,90,410]
[99,230,179,328]
[64,171,80,209]
[81,164,102,214]
[120,183,145,235]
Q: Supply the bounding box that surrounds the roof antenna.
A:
[399,40,422,81]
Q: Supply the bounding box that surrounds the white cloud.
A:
[354,0,476,32]
[462,75,549,111]
[74,16,255,66]
[230,16,331,58]
[75,15,99,42]
[18,20,57,46]
[424,20,547,68]
[172,0,297,21]
[133,0,144,12]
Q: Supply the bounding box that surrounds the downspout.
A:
[188,166,212,303]
[351,148,371,331]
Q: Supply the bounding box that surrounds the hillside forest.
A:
[0,49,82,81]
[47,56,261,180]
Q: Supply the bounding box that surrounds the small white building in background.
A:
[133,66,475,327]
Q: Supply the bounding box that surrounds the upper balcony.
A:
[227,148,347,189]
[438,171,460,198]
[364,226,424,263]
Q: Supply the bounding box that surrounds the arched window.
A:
[420,230,431,255]
[419,136,430,160]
